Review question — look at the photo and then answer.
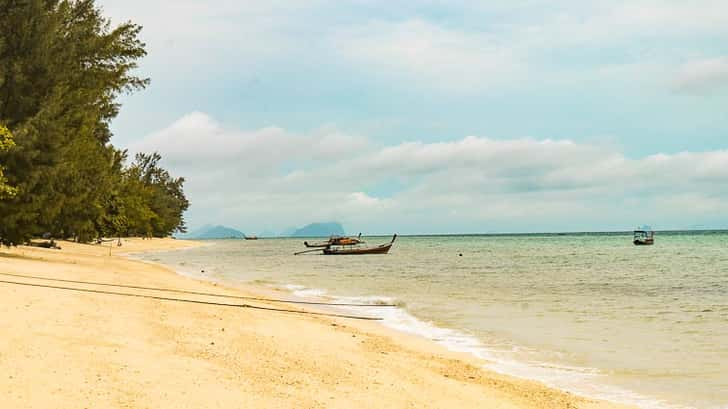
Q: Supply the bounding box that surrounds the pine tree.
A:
[130,152,190,237]
[0,125,16,198]
[0,0,150,245]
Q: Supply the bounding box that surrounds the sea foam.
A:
[280,284,685,409]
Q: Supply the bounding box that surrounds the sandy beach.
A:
[0,238,629,409]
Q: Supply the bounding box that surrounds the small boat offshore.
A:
[323,235,397,255]
[633,227,654,245]
[295,235,397,255]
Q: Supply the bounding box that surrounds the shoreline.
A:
[146,244,667,409]
[247,278,682,409]
[273,285,663,409]
[0,238,631,408]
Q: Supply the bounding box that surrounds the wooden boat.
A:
[304,233,362,248]
[633,229,654,245]
[244,235,258,240]
[323,235,397,255]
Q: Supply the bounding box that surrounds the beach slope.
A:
[0,239,627,408]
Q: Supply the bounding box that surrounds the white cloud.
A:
[518,1,728,47]
[134,113,728,234]
[99,0,728,94]
[671,57,728,95]
[131,112,369,171]
[100,0,330,77]
[332,19,525,91]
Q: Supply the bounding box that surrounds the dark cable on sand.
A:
[0,279,382,321]
[0,272,396,307]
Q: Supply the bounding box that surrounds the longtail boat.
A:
[294,234,397,256]
[304,233,362,248]
[323,235,397,255]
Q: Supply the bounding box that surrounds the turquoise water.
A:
[142,232,728,409]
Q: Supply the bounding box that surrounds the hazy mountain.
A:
[291,222,345,237]
[179,225,245,240]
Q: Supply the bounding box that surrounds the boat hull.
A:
[323,243,393,255]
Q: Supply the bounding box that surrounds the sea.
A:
[138,231,728,409]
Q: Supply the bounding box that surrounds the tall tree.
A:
[131,152,189,237]
[92,150,189,239]
[96,149,154,238]
[0,0,149,245]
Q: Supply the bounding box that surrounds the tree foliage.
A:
[0,125,16,198]
[0,0,188,245]
[96,151,189,238]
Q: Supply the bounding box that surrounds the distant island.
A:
[179,225,245,240]
[176,222,347,239]
[291,222,345,237]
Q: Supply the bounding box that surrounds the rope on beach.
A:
[0,272,396,307]
[0,279,383,321]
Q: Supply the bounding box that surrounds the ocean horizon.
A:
[182,229,728,239]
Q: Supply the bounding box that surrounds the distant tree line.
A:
[0,0,188,246]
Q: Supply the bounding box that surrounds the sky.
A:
[99,0,728,234]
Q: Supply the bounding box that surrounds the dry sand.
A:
[0,238,630,409]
